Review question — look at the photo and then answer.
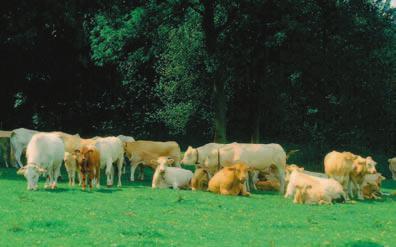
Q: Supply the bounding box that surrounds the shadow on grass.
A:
[345,240,384,247]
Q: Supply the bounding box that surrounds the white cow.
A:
[95,137,124,187]
[181,143,226,173]
[10,128,39,168]
[204,143,287,194]
[286,170,346,204]
[17,133,65,190]
[152,156,193,189]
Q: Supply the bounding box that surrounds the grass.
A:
[0,167,396,247]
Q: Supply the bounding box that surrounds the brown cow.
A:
[191,168,209,191]
[76,145,100,190]
[208,162,250,196]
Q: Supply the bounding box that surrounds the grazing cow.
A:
[388,157,396,180]
[204,143,287,194]
[95,137,124,187]
[285,170,346,205]
[75,145,100,190]
[10,128,39,168]
[64,152,81,186]
[17,133,64,190]
[124,140,181,181]
[191,168,209,191]
[151,156,193,189]
[208,162,251,196]
[360,173,385,200]
[181,143,226,175]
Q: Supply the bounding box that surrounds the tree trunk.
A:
[202,0,227,143]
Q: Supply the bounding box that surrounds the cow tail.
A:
[286,149,299,160]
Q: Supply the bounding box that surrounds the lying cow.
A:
[208,162,250,196]
[94,137,124,187]
[324,151,376,200]
[360,173,385,200]
[286,170,346,205]
[17,133,65,190]
[204,143,287,194]
[64,152,81,186]
[10,128,39,168]
[76,145,101,190]
[191,168,209,191]
[388,157,396,180]
[151,157,193,189]
[124,140,181,181]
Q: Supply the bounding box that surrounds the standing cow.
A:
[75,145,101,190]
[17,133,65,190]
[95,137,124,187]
[124,140,181,181]
[10,128,39,168]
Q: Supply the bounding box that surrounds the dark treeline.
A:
[1,1,396,158]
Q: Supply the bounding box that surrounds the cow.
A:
[285,170,346,205]
[191,168,209,191]
[208,162,251,196]
[204,143,287,194]
[124,140,181,181]
[52,131,81,153]
[117,135,135,143]
[10,128,39,168]
[151,156,193,189]
[64,152,81,186]
[94,137,124,187]
[388,157,396,180]
[75,145,100,190]
[17,133,64,190]
[181,143,226,175]
[360,173,385,200]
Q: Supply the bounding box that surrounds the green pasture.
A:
[0,167,395,247]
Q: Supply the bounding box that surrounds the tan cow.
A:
[124,141,181,181]
[208,162,250,196]
[52,131,81,153]
[286,170,346,205]
[64,152,81,186]
[360,173,385,199]
[191,168,209,191]
[388,157,396,180]
[204,143,287,194]
[324,151,377,200]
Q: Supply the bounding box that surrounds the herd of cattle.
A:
[8,128,396,205]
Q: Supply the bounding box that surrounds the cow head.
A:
[228,163,249,183]
[152,156,174,174]
[181,146,197,165]
[285,164,304,182]
[17,164,47,190]
[365,156,377,174]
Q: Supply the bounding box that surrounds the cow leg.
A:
[95,166,101,189]
[277,166,285,195]
[117,156,124,187]
[172,182,180,190]
[71,169,76,187]
[139,165,145,180]
[105,159,114,187]
[81,171,87,190]
[240,183,250,196]
[250,171,259,190]
[52,165,60,189]
[130,162,139,182]
[350,177,363,200]
[14,148,24,168]
[390,168,396,180]
[284,180,295,198]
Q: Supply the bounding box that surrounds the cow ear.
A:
[167,158,174,165]
[17,167,26,175]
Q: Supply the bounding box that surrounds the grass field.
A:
[0,167,395,247]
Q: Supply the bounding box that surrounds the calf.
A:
[361,173,385,200]
[208,162,250,196]
[151,157,193,189]
[64,152,81,186]
[76,146,100,190]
